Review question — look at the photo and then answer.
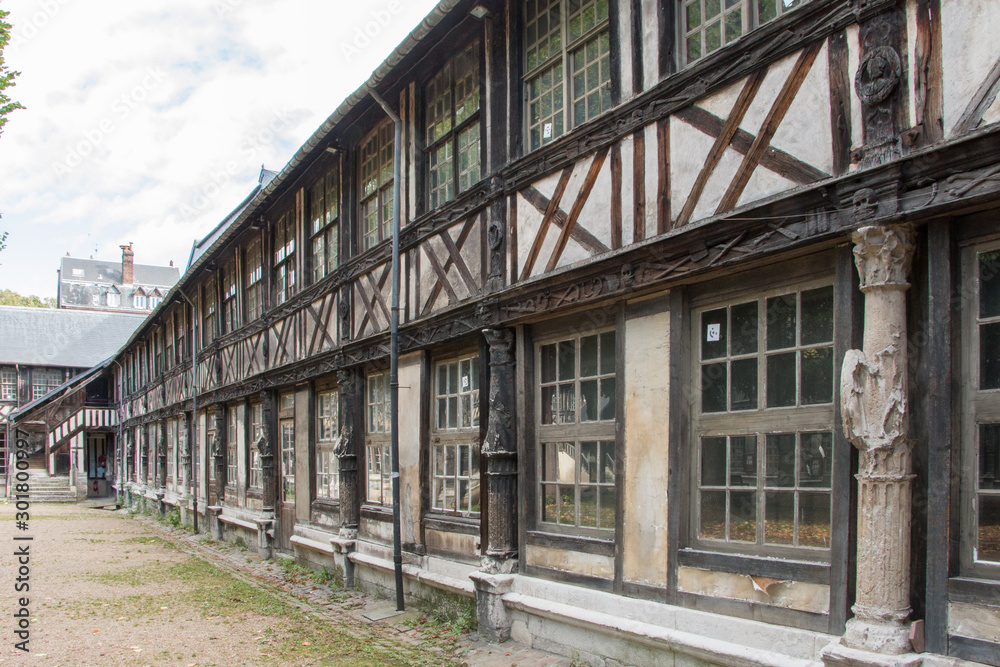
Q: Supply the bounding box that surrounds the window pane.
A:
[730,358,758,411]
[799,492,831,548]
[801,347,833,404]
[558,340,576,380]
[599,486,615,529]
[765,491,794,545]
[980,250,1000,318]
[765,433,796,488]
[979,495,1000,562]
[729,491,757,542]
[541,343,557,383]
[600,440,615,484]
[701,362,727,413]
[580,335,599,377]
[981,424,1000,490]
[702,308,728,360]
[580,379,599,422]
[542,483,559,523]
[600,331,615,375]
[724,6,742,42]
[580,440,598,483]
[730,301,758,355]
[766,294,797,350]
[700,490,726,540]
[800,287,834,345]
[766,352,797,407]
[981,322,1000,390]
[701,437,727,486]
[758,0,777,24]
[600,377,616,420]
[730,435,757,487]
[800,432,832,488]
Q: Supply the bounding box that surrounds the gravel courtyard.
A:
[0,502,570,667]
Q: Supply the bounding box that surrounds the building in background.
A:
[57,244,180,313]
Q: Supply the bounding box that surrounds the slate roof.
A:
[59,256,180,287]
[0,306,147,367]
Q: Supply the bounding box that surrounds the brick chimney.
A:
[121,243,134,285]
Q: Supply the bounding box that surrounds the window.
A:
[426,42,481,210]
[681,0,804,65]
[32,369,63,399]
[134,292,147,309]
[245,238,263,321]
[167,419,176,484]
[432,355,481,514]
[310,167,340,283]
[249,402,263,490]
[316,389,339,501]
[106,288,120,308]
[693,284,834,555]
[366,372,391,504]
[221,256,239,333]
[524,0,611,151]
[962,246,1000,573]
[1,366,16,401]
[280,414,295,502]
[149,292,162,309]
[360,122,394,251]
[0,431,5,479]
[175,309,187,364]
[274,210,296,305]
[227,405,238,488]
[203,277,217,346]
[537,330,617,531]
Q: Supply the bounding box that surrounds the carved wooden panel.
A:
[407,213,485,320]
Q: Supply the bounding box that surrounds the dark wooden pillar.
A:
[336,368,360,538]
[854,0,907,169]
[259,390,277,515]
[139,426,148,486]
[481,328,517,569]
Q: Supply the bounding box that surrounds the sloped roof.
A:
[9,358,111,421]
[59,256,180,287]
[0,306,147,367]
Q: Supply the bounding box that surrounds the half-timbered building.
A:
[109,0,1000,663]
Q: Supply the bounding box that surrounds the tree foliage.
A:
[0,2,24,136]
[0,289,55,308]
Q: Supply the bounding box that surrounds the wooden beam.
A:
[545,147,609,272]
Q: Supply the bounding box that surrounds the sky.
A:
[0,0,440,299]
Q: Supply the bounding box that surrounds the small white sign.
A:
[543,122,553,139]
[461,375,469,390]
[706,323,721,342]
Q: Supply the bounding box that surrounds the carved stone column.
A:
[828,225,916,662]
[336,368,360,539]
[259,390,277,516]
[471,328,518,644]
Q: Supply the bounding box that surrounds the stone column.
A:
[471,328,518,643]
[335,368,360,540]
[828,224,917,662]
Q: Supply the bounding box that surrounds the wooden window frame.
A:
[248,402,263,490]
[273,210,296,306]
[365,371,391,505]
[316,389,340,502]
[359,121,395,252]
[534,326,618,537]
[1,366,15,401]
[523,0,613,152]
[679,0,806,67]
[166,418,177,487]
[309,166,340,284]
[203,276,217,347]
[430,353,482,516]
[222,254,239,334]
[279,394,295,503]
[31,368,63,400]
[425,40,483,211]
[226,404,238,489]
[960,240,1000,579]
[245,237,264,322]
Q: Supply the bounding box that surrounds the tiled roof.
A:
[0,306,146,367]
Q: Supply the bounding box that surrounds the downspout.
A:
[177,289,199,533]
[369,87,405,612]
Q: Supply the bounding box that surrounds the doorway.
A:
[276,393,295,553]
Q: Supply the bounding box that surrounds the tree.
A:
[0,289,56,308]
[0,2,24,136]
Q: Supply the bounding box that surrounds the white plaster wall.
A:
[620,134,635,247]
[617,0,633,101]
[941,0,1000,136]
[677,567,831,615]
[644,122,659,235]
[846,23,863,167]
[641,0,659,91]
[526,543,614,579]
[398,352,422,546]
[622,295,670,587]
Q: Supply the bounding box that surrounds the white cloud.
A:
[0,0,440,297]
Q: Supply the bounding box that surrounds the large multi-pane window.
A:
[366,372,391,504]
[249,402,263,490]
[274,210,296,305]
[431,355,481,515]
[963,246,1000,574]
[280,411,295,502]
[681,0,804,66]
[426,42,481,210]
[203,277,217,346]
[32,369,63,400]
[316,389,339,501]
[227,405,238,488]
[310,167,340,283]
[166,419,177,485]
[693,284,835,555]
[1,366,16,401]
[360,122,394,251]
[245,237,264,321]
[524,0,612,151]
[222,256,239,333]
[537,330,617,532]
